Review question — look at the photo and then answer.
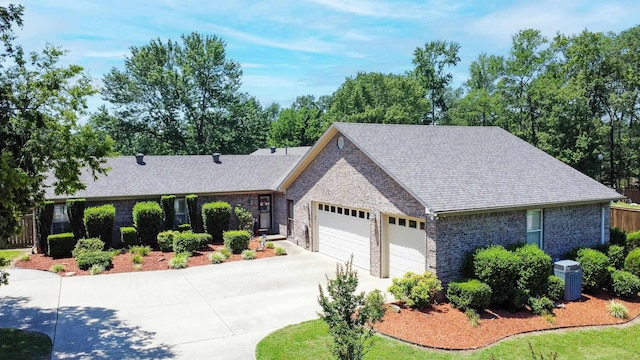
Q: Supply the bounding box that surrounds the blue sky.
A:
[7,0,640,112]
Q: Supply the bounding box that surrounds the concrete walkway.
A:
[0,241,391,359]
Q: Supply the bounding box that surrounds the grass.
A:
[168,252,189,269]
[255,318,640,360]
[612,201,640,209]
[49,264,65,273]
[0,328,52,359]
[0,249,25,267]
[607,300,629,319]
[129,245,151,257]
[242,249,256,260]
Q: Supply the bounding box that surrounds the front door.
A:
[259,195,272,231]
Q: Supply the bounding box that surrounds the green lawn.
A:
[0,329,52,359]
[612,201,640,210]
[0,249,25,268]
[255,318,640,360]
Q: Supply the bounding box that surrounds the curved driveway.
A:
[1,241,391,359]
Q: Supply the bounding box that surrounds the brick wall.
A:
[543,203,609,259]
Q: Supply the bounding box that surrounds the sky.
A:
[6,0,640,112]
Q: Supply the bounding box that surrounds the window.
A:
[398,218,406,226]
[419,222,425,230]
[174,198,187,227]
[324,204,329,211]
[351,209,357,217]
[287,200,294,236]
[337,207,343,214]
[389,216,396,224]
[330,206,336,213]
[358,211,365,219]
[318,203,323,210]
[409,220,417,228]
[51,204,71,234]
[527,210,543,248]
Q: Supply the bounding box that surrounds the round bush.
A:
[576,248,610,292]
[529,296,554,315]
[446,279,492,310]
[84,204,115,247]
[546,275,565,301]
[75,250,114,270]
[610,227,627,247]
[120,227,139,248]
[515,244,552,296]
[157,230,176,252]
[223,230,251,254]
[473,245,521,306]
[627,231,640,252]
[202,201,231,243]
[72,238,105,258]
[173,232,201,254]
[608,244,626,269]
[624,248,640,277]
[610,270,640,298]
[388,272,442,309]
[177,223,192,232]
[133,201,163,246]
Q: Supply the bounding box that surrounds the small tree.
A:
[161,195,176,230]
[35,201,54,254]
[202,201,231,243]
[317,257,386,360]
[234,205,254,233]
[66,198,86,240]
[133,201,163,246]
[83,204,115,248]
[186,194,200,232]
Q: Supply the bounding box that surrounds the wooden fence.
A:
[620,188,640,204]
[5,213,35,249]
[611,205,640,233]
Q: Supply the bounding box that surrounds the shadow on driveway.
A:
[0,296,175,359]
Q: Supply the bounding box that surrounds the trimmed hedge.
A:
[610,269,640,298]
[546,275,565,301]
[515,244,552,297]
[75,251,113,270]
[133,201,163,246]
[120,227,139,248]
[608,244,626,269]
[610,227,627,247]
[628,231,640,252]
[84,204,115,247]
[47,232,76,258]
[223,230,251,254]
[186,194,200,232]
[35,200,54,255]
[625,249,640,277]
[173,232,201,254]
[66,198,86,240]
[446,279,492,310]
[72,238,105,258]
[177,223,191,232]
[202,201,231,243]
[577,248,610,292]
[473,245,521,306]
[194,233,212,249]
[234,205,254,233]
[388,272,442,309]
[157,230,176,252]
[161,195,176,230]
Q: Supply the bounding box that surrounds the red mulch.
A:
[14,238,278,276]
[374,292,640,350]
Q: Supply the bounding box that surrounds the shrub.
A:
[161,195,176,230]
[627,230,640,252]
[75,251,114,270]
[132,254,143,265]
[446,279,492,310]
[89,264,105,275]
[168,252,189,269]
[36,200,55,255]
[242,249,256,260]
[546,275,565,301]
[83,204,115,247]
[275,247,287,256]
[220,247,232,259]
[266,241,275,249]
[202,201,231,242]
[210,252,226,264]
[223,230,251,254]
[388,272,442,309]
[608,244,626,269]
[20,254,30,261]
[120,227,138,248]
[177,223,191,232]
[529,296,554,316]
[47,232,76,258]
[72,238,105,258]
[607,299,628,319]
[173,232,201,254]
[234,205,254,233]
[66,198,86,240]
[610,227,627,247]
[515,244,552,296]
[133,201,163,246]
[610,270,640,298]
[49,264,65,273]
[129,245,151,257]
[465,308,480,327]
[186,194,200,232]
[473,245,521,306]
[157,230,176,252]
[576,248,610,292]
[625,249,640,277]
[193,233,212,249]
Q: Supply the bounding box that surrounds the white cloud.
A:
[85,51,129,59]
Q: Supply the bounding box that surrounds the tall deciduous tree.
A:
[98,32,269,155]
[269,95,328,147]
[0,4,112,248]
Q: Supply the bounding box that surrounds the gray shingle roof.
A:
[45,154,301,200]
[332,122,623,214]
[251,146,311,156]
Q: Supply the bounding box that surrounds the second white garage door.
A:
[385,215,427,279]
[317,203,370,271]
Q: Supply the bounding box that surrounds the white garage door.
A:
[385,215,426,279]
[317,203,370,271]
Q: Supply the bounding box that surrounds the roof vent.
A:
[270,146,276,154]
[212,153,221,164]
[135,153,145,165]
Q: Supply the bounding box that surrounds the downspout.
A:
[601,205,606,245]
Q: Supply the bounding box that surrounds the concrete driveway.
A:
[0,241,391,359]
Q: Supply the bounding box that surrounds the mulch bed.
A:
[374,292,640,350]
[14,238,278,276]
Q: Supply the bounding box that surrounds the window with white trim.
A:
[174,198,187,226]
[526,209,543,248]
[51,204,71,234]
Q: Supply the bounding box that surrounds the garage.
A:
[384,215,427,278]
[316,203,371,271]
